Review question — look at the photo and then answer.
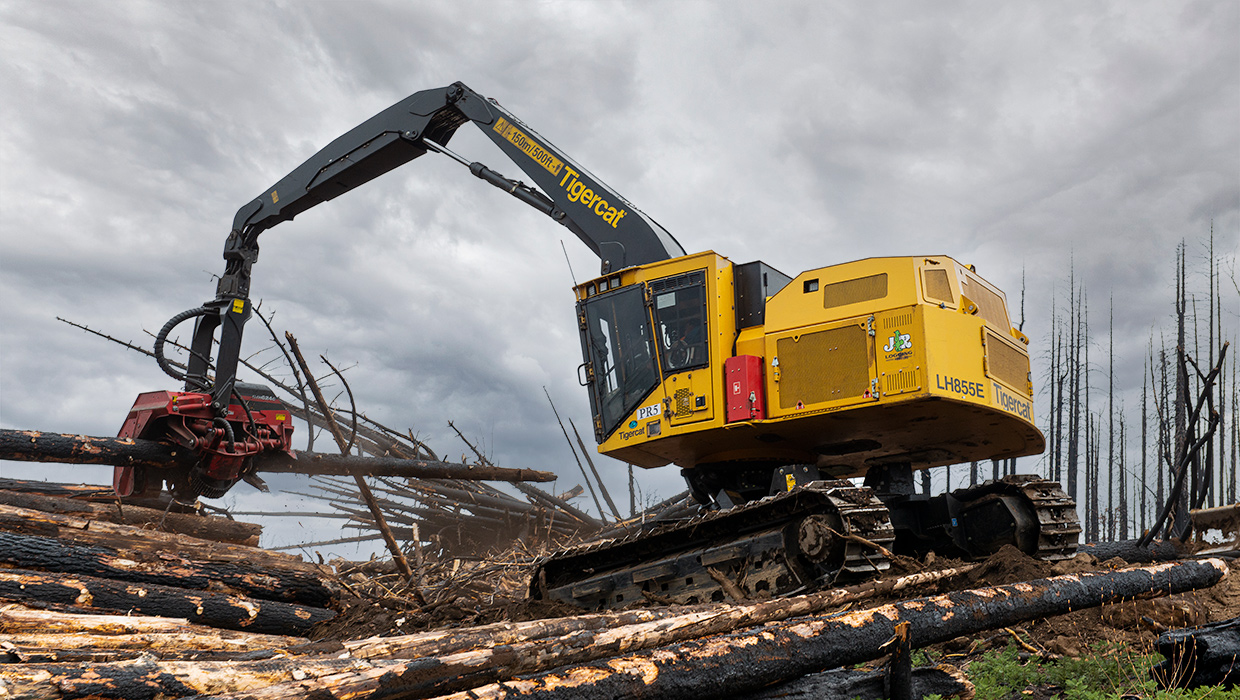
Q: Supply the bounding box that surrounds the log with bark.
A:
[1077,539,1188,563]
[0,429,556,482]
[0,654,369,699]
[406,559,1228,700]
[0,476,178,511]
[0,568,334,635]
[44,559,1220,700]
[0,502,321,575]
[343,564,977,662]
[0,531,334,606]
[0,607,310,662]
[0,487,261,545]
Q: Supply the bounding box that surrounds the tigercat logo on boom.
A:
[559,167,628,229]
[493,118,563,176]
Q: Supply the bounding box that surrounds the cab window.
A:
[651,270,709,373]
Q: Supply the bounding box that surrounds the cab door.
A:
[648,270,715,426]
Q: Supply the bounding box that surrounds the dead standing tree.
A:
[1139,341,1229,548]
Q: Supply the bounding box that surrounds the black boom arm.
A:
[158,82,684,413]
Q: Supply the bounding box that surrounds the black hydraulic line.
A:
[211,417,236,453]
[153,306,211,389]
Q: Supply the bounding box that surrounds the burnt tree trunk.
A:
[0,488,260,545]
[0,569,333,635]
[0,531,334,606]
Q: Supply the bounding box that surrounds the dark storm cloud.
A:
[1,0,1236,553]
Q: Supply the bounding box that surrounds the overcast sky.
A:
[1,1,1237,556]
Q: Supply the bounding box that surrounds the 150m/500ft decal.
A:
[493,118,563,175]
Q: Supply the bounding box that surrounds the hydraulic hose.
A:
[212,417,236,453]
[154,306,211,389]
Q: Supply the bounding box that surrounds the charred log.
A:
[1152,616,1239,689]
[0,488,261,545]
[0,429,556,482]
[410,559,1228,700]
[0,503,323,574]
[106,560,1226,700]
[0,568,333,635]
[0,531,334,606]
[1077,539,1187,563]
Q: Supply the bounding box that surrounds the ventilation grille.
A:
[823,274,888,309]
[985,330,1029,394]
[776,326,870,408]
[884,369,919,394]
[883,310,914,329]
[674,388,694,417]
[962,275,1009,329]
[923,268,953,305]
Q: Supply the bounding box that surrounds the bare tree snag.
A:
[0,569,333,635]
[0,429,556,482]
[286,332,415,582]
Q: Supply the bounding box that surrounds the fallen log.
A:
[0,567,974,699]
[0,654,370,699]
[0,488,261,545]
[2,628,307,657]
[406,559,1225,700]
[345,564,977,662]
[0,531,335,606]
[1077,539,1188,563]
[0,568,334,635]
[1152,616,1240,689]
[0,476,177,510]
[0,429,556,482]
[0,502,320,574]
[0,606,304,643]
[10,560,1225,700]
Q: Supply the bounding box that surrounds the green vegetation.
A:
[957,643,1239,699]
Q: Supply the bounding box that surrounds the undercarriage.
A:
[531,464,1080,611]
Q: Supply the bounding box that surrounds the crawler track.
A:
[950,475,1081,561]
[531,480,895,610]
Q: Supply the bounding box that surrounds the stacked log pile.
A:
[0,480,339,645]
